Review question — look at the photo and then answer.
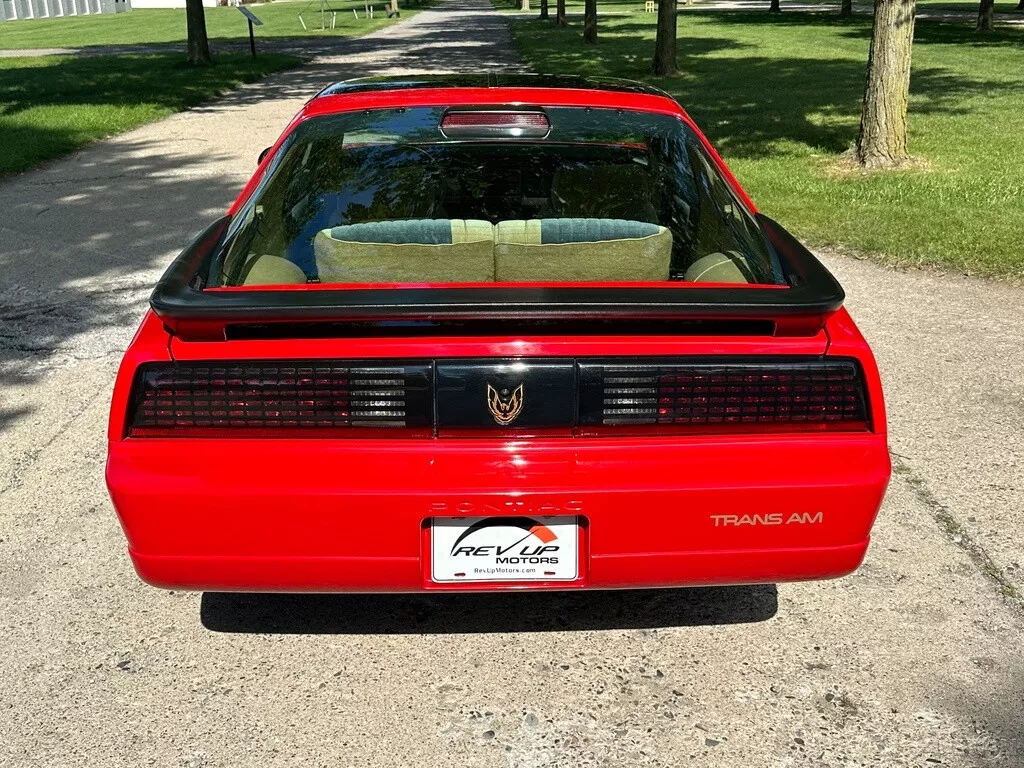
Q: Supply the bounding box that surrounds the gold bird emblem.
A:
[486,383,524,426]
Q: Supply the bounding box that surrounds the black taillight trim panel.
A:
[126,356,871,437]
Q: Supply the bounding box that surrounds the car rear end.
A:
[106,78,890,592]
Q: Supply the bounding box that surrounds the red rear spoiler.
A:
[150,216,844,342]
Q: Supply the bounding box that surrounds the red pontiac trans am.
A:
[106,75,891,593]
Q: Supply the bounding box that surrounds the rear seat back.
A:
[494,218,672,282]
[313,219,494,283]
[248,217,677,285]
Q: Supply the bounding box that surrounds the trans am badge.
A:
[487,383,524,425]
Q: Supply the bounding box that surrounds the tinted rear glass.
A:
[219,106,782,287]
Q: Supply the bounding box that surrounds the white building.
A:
[130,0,218,7]
[0,0,131,21]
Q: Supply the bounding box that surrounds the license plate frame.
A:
[429,516,580,583]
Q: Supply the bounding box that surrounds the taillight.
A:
[439,110,551,139]
[127,361,432,437]
[578,358,870,433]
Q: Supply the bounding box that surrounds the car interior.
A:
[224,140,771,287]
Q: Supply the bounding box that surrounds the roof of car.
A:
[314,74,674,100]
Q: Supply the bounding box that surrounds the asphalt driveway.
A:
[0,1,1021,765]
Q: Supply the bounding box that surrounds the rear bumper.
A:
[107,434,889,592]
[129,541,869,593]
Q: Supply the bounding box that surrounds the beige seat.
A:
[241,255,308,286]
[243,218,680,286]
[683,251,751,283]
[494,218,672,282]
[313,219,495,283]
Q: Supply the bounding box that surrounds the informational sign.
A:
[238,6,263,25]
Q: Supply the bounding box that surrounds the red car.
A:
[106,75,890,593]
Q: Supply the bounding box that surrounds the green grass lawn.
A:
[0,0,411,49]
[746,0,1024,12]
[803,0,1023,13]
[507,11,1024,278]
[498,0,1024,15]
[0,52,300,176]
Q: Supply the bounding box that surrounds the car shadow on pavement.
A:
[200,584,778,634]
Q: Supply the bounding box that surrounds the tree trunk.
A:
[976,0,994,28]
[556,0,567,26]
[840,0,852,16]
[521,0,530,11]
[651,0,677,75]
[769,0,780,11]
[539,0,549,18]
[185,0,212,65]
[583,0,597,42]
[1017,0,1023,11]
[855,0,915,168]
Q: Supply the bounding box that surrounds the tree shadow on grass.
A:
[0,52,302,175]
[200,584,779,634]
[689,8,1024,46]
[514,18,1018,158]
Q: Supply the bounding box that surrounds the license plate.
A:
[430,516,580,583]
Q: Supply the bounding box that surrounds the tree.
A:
[769,0,781,11]
[539,0,549,18]
[521,0,530,11]
[840,0,852,16]
[186,0,212,65]
[855,0,916,168]
[556,0,567,26]
[651,0,677,75]
[976,0,994,29]
[583,0,598,42]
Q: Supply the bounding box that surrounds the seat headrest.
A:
[324,219,492,245]
[241,254,308,285]
[683,252,751,283]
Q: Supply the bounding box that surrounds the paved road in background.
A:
[1,1,1021,765]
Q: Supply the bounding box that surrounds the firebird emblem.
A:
[487,383,524,425]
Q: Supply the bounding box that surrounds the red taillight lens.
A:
[127,361,432,437]
[577,358,870,433]
[439,110,550,139]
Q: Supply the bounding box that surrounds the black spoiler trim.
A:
[150,215,844,340]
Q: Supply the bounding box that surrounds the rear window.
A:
[218,106,782,287]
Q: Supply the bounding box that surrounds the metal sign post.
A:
[237,6,263,58]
